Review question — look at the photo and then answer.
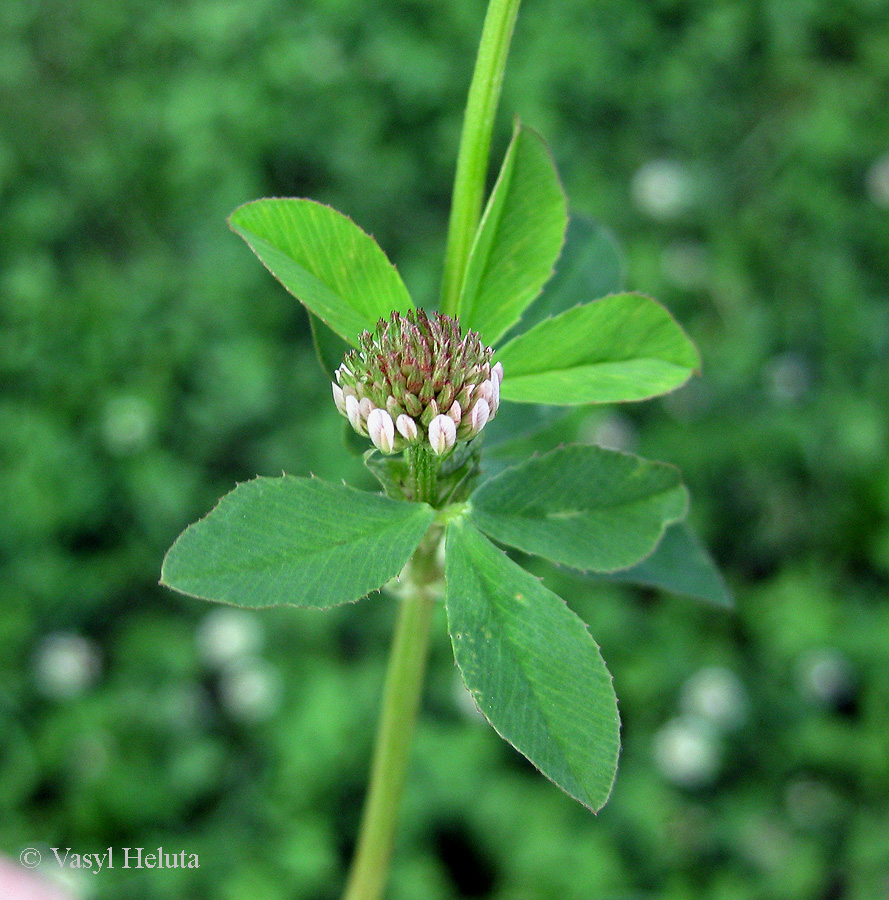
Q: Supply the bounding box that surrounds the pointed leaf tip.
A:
[445,520,620,811]
[459,125,568,345]
[602,521,733,608]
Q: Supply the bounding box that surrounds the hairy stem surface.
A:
[341,533,440,900]
[409,444,438,506]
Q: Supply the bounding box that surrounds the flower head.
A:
[334,309,500,454]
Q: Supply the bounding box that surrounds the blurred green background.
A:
[2,0,888,897]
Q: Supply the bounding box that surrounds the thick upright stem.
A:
[341,536,440,900]
[440,0,522,318]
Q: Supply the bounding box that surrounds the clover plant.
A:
[161,0,728,896]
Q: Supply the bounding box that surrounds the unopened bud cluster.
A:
[332,310,502,455]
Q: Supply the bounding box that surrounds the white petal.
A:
[396,414,418,441]
[476,379,493,405]
[447,400,462,424]
[332,383,347,415]
[345,395,362,432]
[428,414,456,456]
[367,408,396,453]
[359,397,375,419]
[469,398,490,434]
[489,372,500,414]
[492,361,504,387]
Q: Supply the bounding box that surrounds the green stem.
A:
[409,444,438,506]
[440,0,522,317]
[342,2,522,896]
[341,539,439,900]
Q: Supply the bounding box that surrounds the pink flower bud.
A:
[428,414,456,456]
[335,310,497,452]
[367,408,396,454]
[332,383,347,415]
[396,414,418,442]
[469,398,490,434]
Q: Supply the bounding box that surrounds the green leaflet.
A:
[458,123,567,346]
[445,519,620,811]
[482,216,623,448]
[496,293,700,405]
[601,521,733,608]
[161,476,435,609]
[504,215,623,340]
[309,312,351,380]
[468,444,688,572]
[229,198,413,345]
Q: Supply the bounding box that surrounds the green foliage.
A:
[496,292,700,404]
[445,519,620,812]
[309,312,353,380]
[2,0,887,896]
[192,108,690,825]
[458,123,568,345]
[514,216,624,334]
[229,199,413,344]
[603,521,734,608]
[468,444,688,572]
[162,476,435,608]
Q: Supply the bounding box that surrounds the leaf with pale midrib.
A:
[162,476,435,609]
[468,444,688,572]
[445,519,620,811]
[500,216,623,342]
[459,123,567,346]
[496,293,700,405]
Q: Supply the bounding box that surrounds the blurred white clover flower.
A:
[101,395,155,455]
[653,717,722,788]
[764,352,812,406]
[866,153,889,207]
[631,159,696,220]
[218,660,282,723]
[680,666,749,732]
[796,648,857,708]
[196,608,264,669]
[585,411,638,452]
[33,633,101,700]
